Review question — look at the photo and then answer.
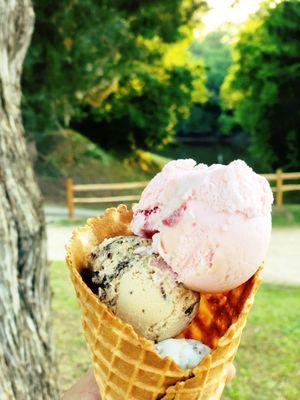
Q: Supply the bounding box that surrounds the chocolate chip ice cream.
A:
[89,236,199,341]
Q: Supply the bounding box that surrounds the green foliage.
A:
[221,0,300,170]
[71,27,206,153]
[98,67,194,151]
[23,0,132,131]
[179,30,232,136]
[72,29,206,152]
[191,31,232,95]
[23,0,207,153]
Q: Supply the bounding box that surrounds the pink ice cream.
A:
[131,159,273,293]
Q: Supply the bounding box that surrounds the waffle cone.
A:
[66,205,261,400]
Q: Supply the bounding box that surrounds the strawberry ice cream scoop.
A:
[131,159,273,292]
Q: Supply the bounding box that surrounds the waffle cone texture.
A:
[66,205,261,400]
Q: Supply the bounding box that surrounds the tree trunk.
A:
[0,1,58,399]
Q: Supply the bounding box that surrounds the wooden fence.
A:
[66,178,148,218]
[66,169,300,217]
[262,169,300,208]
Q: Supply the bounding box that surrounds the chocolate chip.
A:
[160,286,167,300]
[184,301,198,316]
[98,288,106,302]
[103,243,111,252]
[80,268,99,295]
[115,260,129,275]
[98,276,109,290]
[107,253,112,259]
[108,298,116,308]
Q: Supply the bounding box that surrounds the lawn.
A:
[271,205,300,227]
[51,261,300,399]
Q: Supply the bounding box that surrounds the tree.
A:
[0,1,58,398]
[221,0,300,170]
[22,0,208,153]
[178,29,232,138]
[73,27,207,153]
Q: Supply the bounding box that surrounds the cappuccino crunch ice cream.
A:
[89,235,199,341]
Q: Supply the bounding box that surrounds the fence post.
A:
[66,177,74,218]
[276,168,283,207]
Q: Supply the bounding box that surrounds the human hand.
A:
[226,364,236,383]
[63,364,236,399]
[62,368,101,400]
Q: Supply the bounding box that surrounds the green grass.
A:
[51,261,300,398]
[51,261,90,392]
[37,130,158,203]
[272,205,300,227]
[223,284,300,400]
[49,217,88,227]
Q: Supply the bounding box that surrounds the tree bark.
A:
[0,1,58,399]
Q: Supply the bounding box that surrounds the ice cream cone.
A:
[66,205,261,400]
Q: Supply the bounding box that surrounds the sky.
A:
[195,0,264,36]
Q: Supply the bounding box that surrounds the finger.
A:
[84,368,101,399]
[226,364,236,383]
[62,368,101,400]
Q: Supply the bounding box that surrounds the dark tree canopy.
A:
[23,0,208,152]
[73,67,195,152]
[222,0,300,171]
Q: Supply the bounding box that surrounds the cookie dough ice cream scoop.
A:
[89,235,200,341]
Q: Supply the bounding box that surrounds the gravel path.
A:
[45,205,300,285]
[263,227,300,285]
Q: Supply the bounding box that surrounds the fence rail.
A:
[262,169,300,208]
[66,169,300,217]
[66,178,148,217]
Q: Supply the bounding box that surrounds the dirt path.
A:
[263,227,300,285]
[46,206,300,285]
